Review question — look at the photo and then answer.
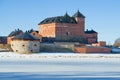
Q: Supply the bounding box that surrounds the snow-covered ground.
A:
[0,52,120,74]
[0,52,120,61]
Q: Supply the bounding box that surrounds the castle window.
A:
[22,45,25,47]
[33,33,35,35]
[12,44,14,46]
[16,50,18,52]
[34,44,37,46]
[66,32,70,36]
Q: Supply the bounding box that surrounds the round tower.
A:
[11,32,40,54]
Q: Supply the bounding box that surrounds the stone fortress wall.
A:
[11,40,40,53]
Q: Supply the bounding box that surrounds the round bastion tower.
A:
[11,32,40,54]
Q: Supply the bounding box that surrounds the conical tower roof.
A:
[64,12,70,18]
[73,10,85,18]
[12,32,39,41]
[62,12,71,23]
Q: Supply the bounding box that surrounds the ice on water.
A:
[0,52,120,78]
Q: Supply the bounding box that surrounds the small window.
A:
[33,33,35,35]
[66,32,70,36]
[16,50,18,52]
[34,44,37,46]
[31,50,33,52]
[12,44,14,46]
[22,45,25,47]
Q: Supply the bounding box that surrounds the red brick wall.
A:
[74,47,111,53]
[55,23,84,41]
[38,17,85,41]
[30,31,42,42]
[75,18,85,36]
[92,41,106,47]
[39,23,56,38]
[85,33,98,44]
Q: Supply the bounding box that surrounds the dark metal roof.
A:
[0,36,7,44]
[8,29,23,37]
[38,13,77,25]
[85,29,97,34]
[28,29,39,33]
[12,32,39,41]
[72,10,85,18]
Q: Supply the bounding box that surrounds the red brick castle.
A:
[38,10,97,44]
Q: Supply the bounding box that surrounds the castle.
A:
[38,10,98,44]
[7,10,98,44]
[7,10,110,54]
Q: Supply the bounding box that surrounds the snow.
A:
[0,52,120,61]
[0,52,120,73]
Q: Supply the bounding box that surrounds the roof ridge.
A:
[38,13,77,24]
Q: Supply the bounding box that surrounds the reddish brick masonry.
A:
[92,41,106,47]
[38,11,98,43]
[39,18,85,41]
[74,46,111,53]
[30,31,42,42]
[39,23,56,38]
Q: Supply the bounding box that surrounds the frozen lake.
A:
[0,52,120,80]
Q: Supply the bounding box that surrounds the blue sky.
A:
[0,0,120,44]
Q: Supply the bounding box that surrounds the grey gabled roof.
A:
[13,32,39,41]
[8,29,23,37]
[72,10,85,18]
[38,13,77,25]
